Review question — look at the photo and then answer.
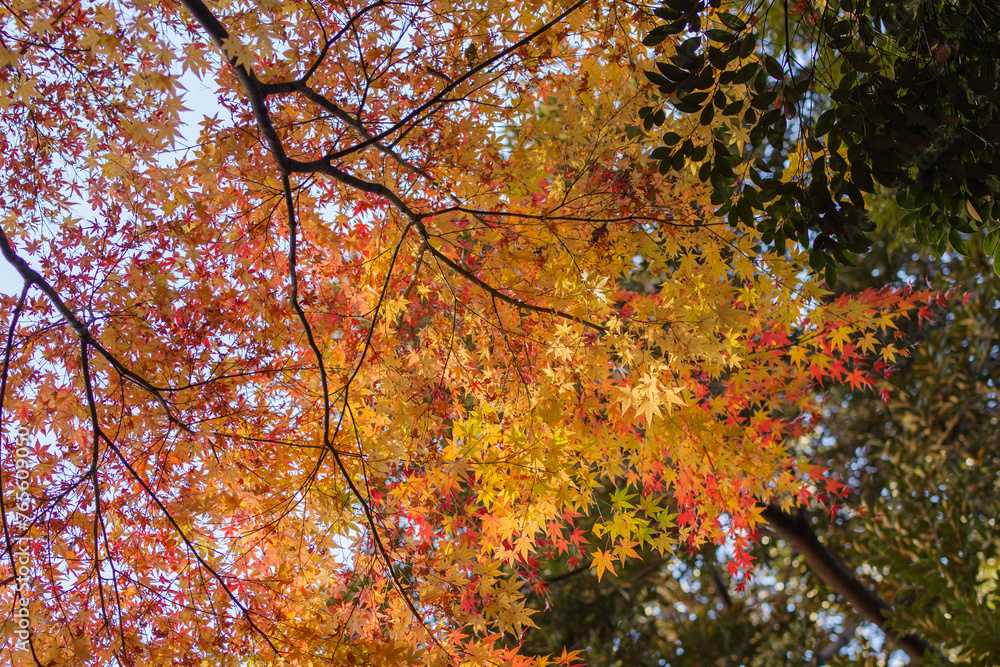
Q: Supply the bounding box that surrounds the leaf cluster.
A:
[643,0,1000,282]
[523,229,1000,665]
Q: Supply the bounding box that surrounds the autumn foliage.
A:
[0,0,941,664]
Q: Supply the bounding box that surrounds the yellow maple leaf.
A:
[219,36,254,70]
[591,549,617,582]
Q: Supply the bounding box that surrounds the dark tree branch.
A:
[295,82,433,180]
[98,426,282,655]
[179,0,609,657]
[422,243,607,332]
[0,285,44,666]
[286,157,609,332]
[326,0,589,161]
[177,0,291,173]
[178,0,458,653]
[762,503,948,665]
[708,562,733,610]
[0,228,188,429]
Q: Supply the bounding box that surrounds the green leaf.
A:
[644,69,669,85]
[949,229,969,256]
[700,104,715,125]
[825,263,837,287]
[984,228,999,256]
[642,28,668,47]
[736,197,753,225]
[698,160,713,181]
[833,248,858,266]
[718,12,746,30]
[774,230,786,255]
[722,100,743,115]
[764,55,784,80]
[735,63,757,83]
[927,223,944,245]
[900,210,920,229]
[705,29,733,43]
[677,91,710,105]
[751,90,778,110]
[677,36,702,59]
[951,216,975,234]
[653,5,682,20]
[656,62,686,81]
[851,162,874,193]
[708,46,729,69]
[815,109,836,136]
[809,249,825,272]
[936,233,950,254]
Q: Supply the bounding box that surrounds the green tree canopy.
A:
[642,0,1000,281]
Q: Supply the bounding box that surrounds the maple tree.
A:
[522,228,1000,666]
[0,0,945,665]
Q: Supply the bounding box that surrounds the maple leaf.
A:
[614,537,641,561]
[788,344,809,367]
[844,367,872,391]
[219,36,255,70]
[591,549,618,582]
[828,325,852,350]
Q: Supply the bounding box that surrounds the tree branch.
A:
[0,227,187,429]
[177,0,291,172]
[294,82,433,180]
[762,503,947,665]
[326,0,589,161]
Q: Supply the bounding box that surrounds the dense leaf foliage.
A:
[0,0,949,665]
[522,225,1000,665]
[643,0,1000,279]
